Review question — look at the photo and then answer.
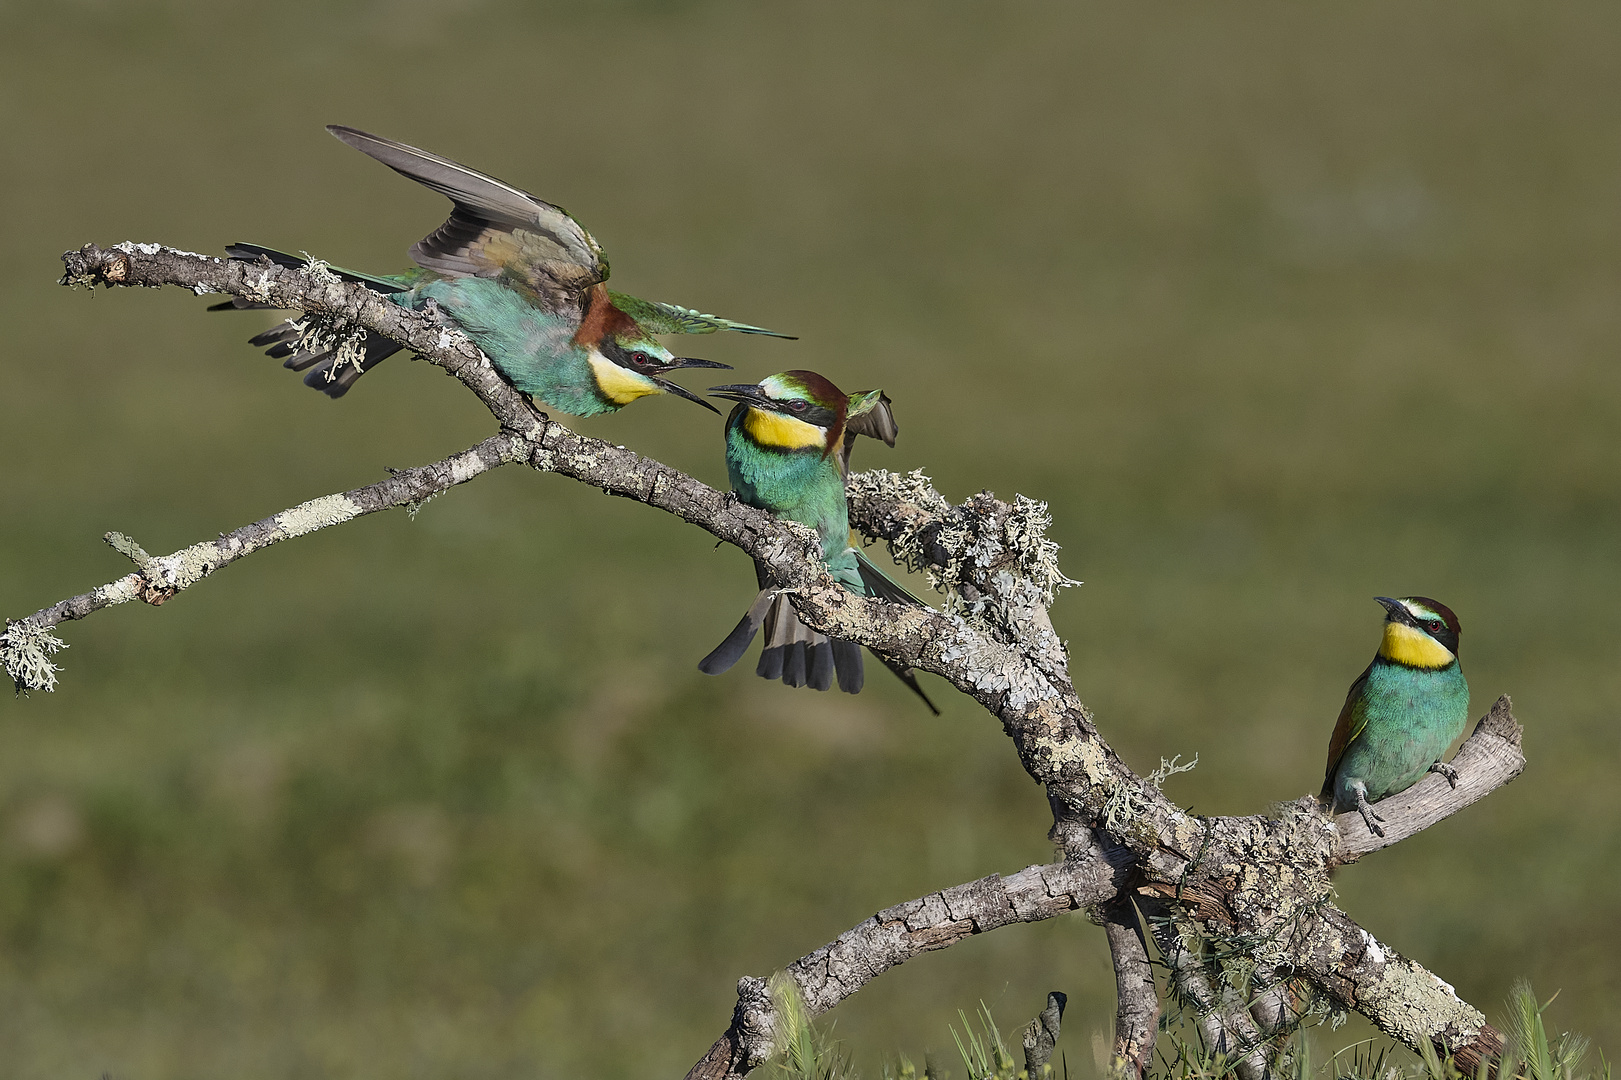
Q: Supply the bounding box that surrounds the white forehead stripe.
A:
[758,373,796,400]
[1401,599,1437,621]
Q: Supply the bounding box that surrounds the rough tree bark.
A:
[5,243,1533,1078]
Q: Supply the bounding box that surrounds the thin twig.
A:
[8,435,523,642]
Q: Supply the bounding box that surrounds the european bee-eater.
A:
[1321,596,1469,835]
[698,371,936,712]
[214,126,792,413]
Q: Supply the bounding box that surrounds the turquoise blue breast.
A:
[1333,659,1469,806]
[724,419,862,590]
[401,277,611,416]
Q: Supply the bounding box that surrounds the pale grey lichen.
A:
[1102,753,1197,839]
[1004,494,1080,606]
[1218,952,1258,996]
[405,491,440,520]
[844,468,954,588]
[1102,778,1149,835]
[934,612,1057,711]
[297,254,343,290]
[845,470,1079,625]
[242,270,275,304]
[275,494,361,537]
[2,621,68,694]
[112,241,210,260]
[285,310,369,385]
[1148,753,1199,787]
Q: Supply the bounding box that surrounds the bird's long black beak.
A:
[651,375,722,414]
[665,357,732,371]
[1374,596,1410,623]
[708,382,768,407]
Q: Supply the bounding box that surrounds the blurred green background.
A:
[3,2,1618,1076]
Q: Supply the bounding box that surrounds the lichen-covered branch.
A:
[1100,896,1160,1079]
[1289,904,1505,1075]
[684,846,1126,1080]
[1141,897,1274,1080]
[51,242,1525,1077]
[4,433,524,691]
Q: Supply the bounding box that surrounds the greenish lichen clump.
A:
[845,469,1078,618]
[1,620,68,694]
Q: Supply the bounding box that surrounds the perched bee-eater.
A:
[1321,596,1469,835]
[214,126,791,412]
[699,371,936,712]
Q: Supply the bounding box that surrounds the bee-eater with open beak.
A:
[1321,596,1470,835]
[699,371,936,713]
[213,126,792,413]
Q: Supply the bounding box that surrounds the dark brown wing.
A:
[1320,661,1373,802]
[327,126,607,305]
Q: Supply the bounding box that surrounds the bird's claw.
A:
[1355,791,1386,837]
[1429,761,1460,789]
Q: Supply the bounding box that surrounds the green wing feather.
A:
[852,550,939,714]
[608,292,796,339]
[853,548,924,608]
[1320,662,1373,801]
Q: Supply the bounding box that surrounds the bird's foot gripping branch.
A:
[22,242,1532,1078]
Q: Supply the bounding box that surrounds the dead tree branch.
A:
[1101,895,1160,1079]
[7,434,522,643]
[32,242,1532,1077]
[685,848,1124,1080]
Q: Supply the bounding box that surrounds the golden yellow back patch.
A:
[1379,622,1455,669]
[743,407,826,450]
[587,352,660,405]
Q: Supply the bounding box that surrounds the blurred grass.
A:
[2,1,1619,1076]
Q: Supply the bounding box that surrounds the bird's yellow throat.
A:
[743,407,826,450]
[1378,622,1455,669]
[587,352,661,405]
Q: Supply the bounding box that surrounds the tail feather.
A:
[209,296,280,312]
[853,547,938,712]
[701,555,938,712]
[808,641,835,691]
[756,644,786,681]
[215,243,407,397]
[782,642,809,688]
[698,590,776,675]
[881,659,940,715]
[854,548,924,607]
[297,333,408,399]
[249,323,303,349]
[832,639,864,693]
[224,243,404,292]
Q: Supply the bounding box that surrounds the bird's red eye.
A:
[630,352,649,366]
[789,400,807,412]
